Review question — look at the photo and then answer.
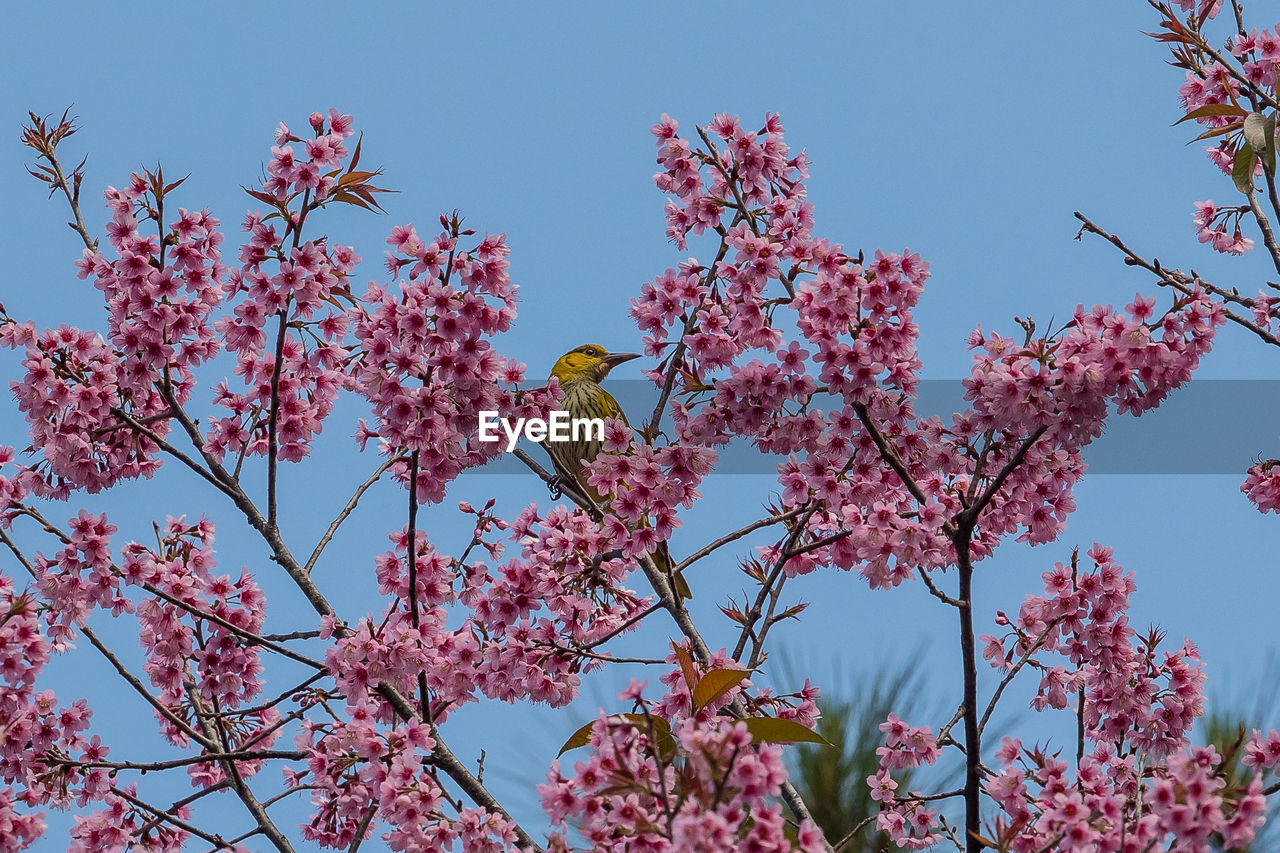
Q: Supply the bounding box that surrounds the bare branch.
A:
[918,567,964,608]
[304,455,401,575]
[672,506,806,575]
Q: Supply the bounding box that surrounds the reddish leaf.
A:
[243,187,282,207]
[348,132,364,172]
[557,713,673,757]
[672,642,698,692]
[1189,119,1243,143]
[1174,103,1248,125]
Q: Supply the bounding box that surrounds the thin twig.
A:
[134,780,232,839]
[918,568,965,608]
[25,115,98,251]
[304,455,400,575]
[266,308,291,530]
[583,602,664,651]
[141,581,326,670]
[671,507,805,574]
[52,750,304,773]
[852,402,954,534]
[109,785,232,847]
[977,617,1067,736]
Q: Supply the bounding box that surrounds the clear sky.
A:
[3,2,1278,848]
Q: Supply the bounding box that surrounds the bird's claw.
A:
[546,475,564,500]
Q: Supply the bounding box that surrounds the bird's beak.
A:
[604,352,641,368]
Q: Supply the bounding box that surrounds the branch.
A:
[143,398,541,848]
[266,308,290,530]
[646,235,732,439]
[368,683,542,851]
[134,780,233,840]
[430,729,544,852]
[672,506,806,575]
[961,426,1048,526]
[918,567,965,608]
[834,814,877,852]
[582,601,663,651]
[633,550,826,841]
[852,402,954,535]
[977,616,1067,737]
[1075,212,1280,347]
[347,802,379,853]
[110,406,241,501]
[303,455,400,575]
[1245,188,1280,276]
[191,693,296,853]
[0,527,220,752]
[51,750,305,773]
[81,624,218,751]
[108,785,234,848]
[140,581,327,671]
[954,527,982,852]
[747,570,791,670]
[511,447,604,516]
[937,701,968,747]
[732,500,830,664]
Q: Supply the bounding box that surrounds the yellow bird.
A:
[546,344,690,600]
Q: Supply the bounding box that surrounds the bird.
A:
[545,343,691,600]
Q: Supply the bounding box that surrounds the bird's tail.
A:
[557,468,691,600]
[649,539,691,601]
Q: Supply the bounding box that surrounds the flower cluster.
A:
[0,159,233,500]
[33,510,123,649]
[68,786,189,853]
[584,423,716,558]
[638,113,1220,596]
[0,320,170,498]
[1192,200,1254,255]
[292,713,520,851]
[539,679,827,852]
[982,544,1204,755]
[0,576,54,851]
[1241,458,1280,513]
[1244,728,1280,771]
[984,740,1265,852]
[1177,58,1249,177]
[206,113,362,465]
[126,517,277,772]
[82,172,226,387]
[1232,23,1280,93]
[348,218,532,503]
[866,714,943,850]
[966,544,1269,850]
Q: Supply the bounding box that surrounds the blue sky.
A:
[4,2,1279,847]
